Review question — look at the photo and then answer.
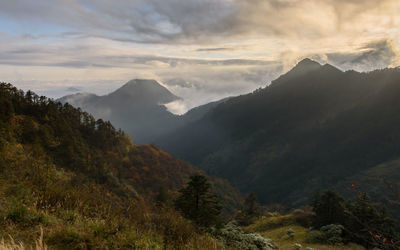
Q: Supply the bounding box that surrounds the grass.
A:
[243,213,365,250]
[0,228,47,250]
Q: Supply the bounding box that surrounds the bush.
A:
[6,204,28,223]
[292,243,302,250]
[153,209,197,248]
[4,203,46,226]
[305,224,344,245]
[305,230,325,244]
[215,221,277,250]
[320,224,344,245]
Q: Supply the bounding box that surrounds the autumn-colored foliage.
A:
[0,82,236,249]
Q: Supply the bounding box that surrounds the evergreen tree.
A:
[311,191,399,249]
[243,193,261,218]
[236,193,261,225]
[345,193,398,249]
[311,190,346,228]
[174,174,221,227]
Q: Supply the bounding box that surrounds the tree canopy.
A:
[175,174,222,227]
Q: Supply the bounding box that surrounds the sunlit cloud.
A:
[0,0,399,113]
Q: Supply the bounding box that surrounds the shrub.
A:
[292,243,302,249]
[215,221,277,250]
[6,204,28,223]
[287,228,295,238]
[305,230,325,244]
[320,224,344,245]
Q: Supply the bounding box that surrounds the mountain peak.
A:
[124,79,160,87]
[271,58,341,85]
[109,79,180,104]
[294,58,322,70]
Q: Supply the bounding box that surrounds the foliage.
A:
[320,224,344,245]
[215,221,276,250]
[0,82,233,249]
[311,191,399,249]
[160,62,400,214]
[311,191,346,228]
[175,174,222,227]
[305,230,326,244]
[236,193,262,225]
[244,210,365,249]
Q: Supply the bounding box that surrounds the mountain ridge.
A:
[157,61,400,214]
[58,79,181,144]
[58,78,231,144]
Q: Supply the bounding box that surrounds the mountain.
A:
[59,79,232,144]
[179,97,231,124]
[0,82,242,248]
[158,59,400,209]
[59,79,180,144]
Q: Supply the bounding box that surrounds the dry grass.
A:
[244,215,365,250]
[0,228,47,250]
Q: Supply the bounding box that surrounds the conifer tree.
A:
[311,190,346,228]
[174,174,221,227]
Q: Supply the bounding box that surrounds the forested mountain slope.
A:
[0,83,241,249]
[59,79,231,145]
[159,59,400,208]
[59,79,180,144]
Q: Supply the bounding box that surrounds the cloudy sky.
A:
[0,0,399,114]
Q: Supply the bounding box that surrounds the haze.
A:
[0,0,399,114]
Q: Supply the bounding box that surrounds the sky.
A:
[0,0,399,114]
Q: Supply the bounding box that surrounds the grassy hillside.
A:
[243,212,365,250]
[0,82,241,249]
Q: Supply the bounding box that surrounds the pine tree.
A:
[345,193,398,249]
[236,193,261,225]
[243,193,261,218]
[311,190,346,228]
[174,174,221,227]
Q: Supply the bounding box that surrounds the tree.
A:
[236,193,261,225]
[174,174,221,227]
[243,193,261,218]
[345,193,398,249]
[311,190,346,228]
[311,191,399,249]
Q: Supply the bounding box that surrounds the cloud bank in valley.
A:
[0,0,399,113]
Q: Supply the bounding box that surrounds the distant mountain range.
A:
[59,79,228,144]
[59,60,400,213]
[158,59,400,210]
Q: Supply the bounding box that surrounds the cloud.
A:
[326,39,399,71]
[0,0,399,114]
[195,48,234,52]
[66,86,82,92]
[1,0,398,44]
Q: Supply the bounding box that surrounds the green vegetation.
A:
[242,190,400,249]
[243,210,363,249]
[160,59,400,215]
[175,174,222,227]
[312,191,399,249]
[2,77,399,249]
[0,82,241,249]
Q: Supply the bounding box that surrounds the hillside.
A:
[59,79,232,145]
[59,79,180,144]
[159,59,400,209]
[0,83,242,249]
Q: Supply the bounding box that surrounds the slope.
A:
[159,59,400,207]
[59,79,180,144]
[0,82,241,249]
